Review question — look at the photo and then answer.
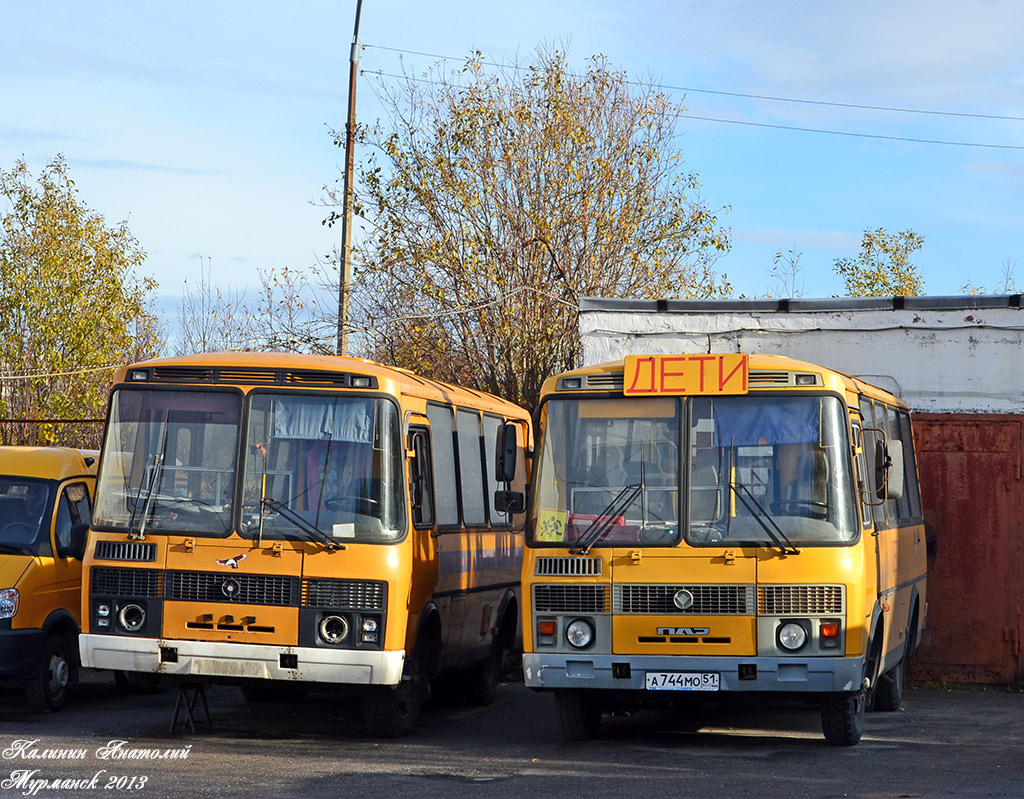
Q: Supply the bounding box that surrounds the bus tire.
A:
[554,690,602,741]
[875,619,913,712]
[465,608,515,706]
[820,690,865,746]
[363,649,426,738]
[25,634,72,713]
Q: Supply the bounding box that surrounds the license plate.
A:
[645,671,720,691]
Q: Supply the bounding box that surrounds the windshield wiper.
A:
[261,497,346,551]
[729,482,801,556]
[570,483,643,555]
[127,416,169,542]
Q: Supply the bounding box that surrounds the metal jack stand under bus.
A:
[169,681,213,734]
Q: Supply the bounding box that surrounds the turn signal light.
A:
[820,622,840,638]
[537,620,557,636]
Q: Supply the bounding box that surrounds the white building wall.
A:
[579,299,1024,414]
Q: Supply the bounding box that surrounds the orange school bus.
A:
[78,352,530,736]
[513,353,926,745]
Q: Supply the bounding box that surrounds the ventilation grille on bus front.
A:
[94,541,158,563]
[535,557,603,577]
[533,584,611,614]
[142,367,376,389]
[586,372,625,390]
[614,584,756,615]
[757,585,845,615]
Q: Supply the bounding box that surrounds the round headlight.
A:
[319,614,350,645]
[778,621,808,651]
[0,588,19,620]
[565,618,595,649]
[118,603,146,633]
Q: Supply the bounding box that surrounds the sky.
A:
[2,0,1024,330]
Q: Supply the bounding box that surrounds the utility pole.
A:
[337,0,364,356]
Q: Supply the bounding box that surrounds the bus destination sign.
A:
[623,354,749,396]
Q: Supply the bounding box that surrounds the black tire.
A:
[821,690,865,746]
[363,650,426,738]
[114,670,164,694]
[554,690,602,741]
[874,657,906,712]
[25,634,72,713]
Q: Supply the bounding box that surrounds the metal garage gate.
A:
[911,414,1023,684]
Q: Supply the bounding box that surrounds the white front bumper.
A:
[80,634,406,686]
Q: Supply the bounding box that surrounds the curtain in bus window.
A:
[272,396,372,443]
[713,398,820,447]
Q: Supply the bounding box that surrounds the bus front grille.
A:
[533,584,610,614]
[614,584,756,615]
[758,585,845,615]
[166,571,300,606]
[91,567,162,597]
[303,578,387,610]
[535,557,603,577]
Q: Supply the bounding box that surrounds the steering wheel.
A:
[324,495,379,515]
[689,524,725,543]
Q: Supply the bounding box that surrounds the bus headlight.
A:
[319,615,350,645]
[118,603,147,633]
[777,621,808,652]
[0,588,18,619]
[566,618,595,649]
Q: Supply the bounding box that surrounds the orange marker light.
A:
[820,622,840,638]
[537,620,557,636]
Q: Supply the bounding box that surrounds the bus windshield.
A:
[239,393,406,545]
[93,388,240,536]
[530,394,858,548]
[688,395,859,546]
[0,477,55,556]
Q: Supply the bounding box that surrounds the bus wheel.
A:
[363,651,426,738]
[25,634,71,713]
[875,623,912,712]
[820,690,865,746]
[554,690,602,741]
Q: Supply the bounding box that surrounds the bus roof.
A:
[114,351,529,417]
[542,353,908,409]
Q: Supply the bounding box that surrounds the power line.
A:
[362,69,1024,151]
[680,114,1024,151]
[362,42,1024,123]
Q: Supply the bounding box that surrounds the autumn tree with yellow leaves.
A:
[0,156,161,446]
[333,48,732,408]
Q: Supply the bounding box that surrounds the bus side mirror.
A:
[494,490,525,515]
[495,423,518,484]
[886,440,904,501]
[66,523,90,561]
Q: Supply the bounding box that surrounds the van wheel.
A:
[821,690,865,746]
[363,649,426,738]
[25,634,71,713]
[554,690,602,740]
[875,622,912,712]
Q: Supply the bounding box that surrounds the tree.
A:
[833,228,925,297]
[174,262,334,355]
[330,47,732,408]
[0,156,161,447]
[763,249,806,298]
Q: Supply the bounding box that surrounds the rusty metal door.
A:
[910,415,1022,683]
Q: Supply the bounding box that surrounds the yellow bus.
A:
[510,353,926,745]
[77,352,530,736]
[0,446,97,712]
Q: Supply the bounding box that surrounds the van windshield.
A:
[0,477,56,556]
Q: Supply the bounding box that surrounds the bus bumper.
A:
[523,652,864,694]
[0,628,46,679]
[79,634,406,686]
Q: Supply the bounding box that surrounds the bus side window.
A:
[426,404,459,527]
[408,428,434,528]
[896,409,923,523]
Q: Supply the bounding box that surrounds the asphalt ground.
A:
[1,673,1022,799]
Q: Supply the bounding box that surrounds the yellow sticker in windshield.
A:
[624,354,749,396]
[537,509,568,542]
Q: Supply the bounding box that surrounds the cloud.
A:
[73,158,229,177]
